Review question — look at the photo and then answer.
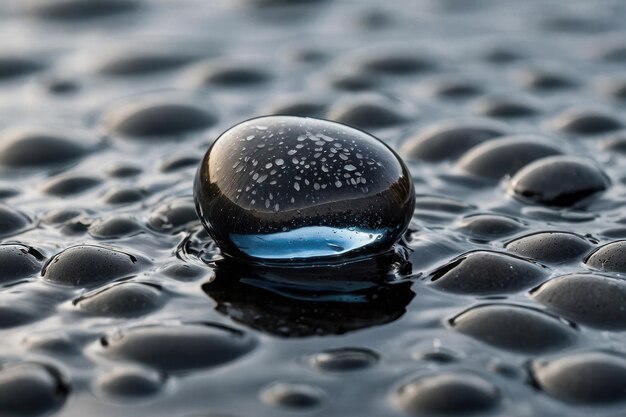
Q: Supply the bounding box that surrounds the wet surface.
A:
[2,0,626,416]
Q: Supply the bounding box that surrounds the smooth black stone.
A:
[22,333,81,357]
[29,0,139,21]
[0,188,19,199]
[0,244,44,285]
[96,367,164,399]
[531,273,626,330]
[430,251,547,295]
[194,116,414,263]
[509,156,610,207]
[148,199,199,234]
[60,219,90,236]
[400,120,506,162]
[553,109,623,135]
[289,47,328,63]
[198,63,272,87]
[505,232,592,264]
[473,97,539,118]
[104,101,216,139]
[100,323,257,373]
[158,155,200,173]
[309,348,379,372]
[455,214,523,241]
[41,244,146,287]
[393,373,500,415]
[600,228,626,238]
[413,349,458,364]
[327,95,412,129]
[45,78,79,94]
[358,54,436,75]
[0,205,30,237]
[0,305,40,329]
[97,53,197,76]
[160,263,207,281]
[531,351,626,404]
[0,362,69,416]
[41,209,83,225]
[449,304,577,353]
[456,136,561,180]
[585,241,626,273]
[40,175,101,196]
[0,56,44,80]
[76,282,163,317]
[483,47,524,64]
[101,187,146,204]
[260,383,324,409]
[426,79,484,99]
[0,129,92,169]
[105,163,142,178]
[329,72,378,91]
[516,68,579,91]
[88,216,142,239]
[601,133,626,153]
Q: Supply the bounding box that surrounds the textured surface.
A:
[2,0,626,416]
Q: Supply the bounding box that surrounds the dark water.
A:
[1,0,626,416]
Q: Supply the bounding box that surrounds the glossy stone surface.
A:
[0,362,69,415]
[509,156,610,207]
[393,373,500,415]
[531,273,626,329]
[41,244,147,287]
[430,251,547,295]
[449,304,577,353]
[531,351,626,404]
[194,116,414,263]
[98,323,257,373]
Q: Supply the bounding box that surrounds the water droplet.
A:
[194,116,414,263]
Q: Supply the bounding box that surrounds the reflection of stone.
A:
[202,253,415,337]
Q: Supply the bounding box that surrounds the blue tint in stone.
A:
[194,116,414,264]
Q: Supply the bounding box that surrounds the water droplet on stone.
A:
[194,116,414,263]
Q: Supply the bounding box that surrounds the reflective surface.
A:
[1,0,626,416]
[194,116,414,263]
